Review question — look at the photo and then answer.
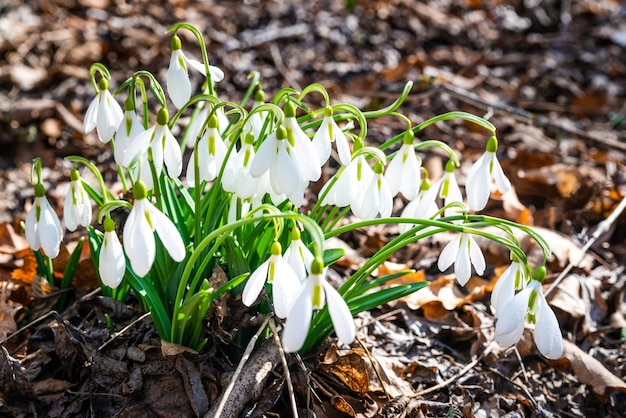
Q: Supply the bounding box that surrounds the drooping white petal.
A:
[311,117,332,165]
[352,174,380,220]
[437,235,460,272]
[377,174,393,218]
[123,200,155,277]
[274,143,300,196]
[284,240,314,282]
[83,95,99,134]
[491,156,512,193]
[271,257,301,318]
[334,125,351,166]
[494,288,532,347]
[250,132,277,178]
[99,230,126,288]
[121,125,154,168]
[322,281,356,345]
[534,293,563,359]
[161,126,182,179]
[454,235,472,286]
[25,204,39,251]
[491,262,520,317]
[466,153,492,211]
[186,57,225,83]
[38,197,63,258]
[96,90,123,143]
[167,50,191,109]
[242,259,270,307]
[386,144,421,200]
[150,204,186,262]
[468,235,485,276]
[285,117,321,181]
[282,278,315,353]
[114,110,145,166]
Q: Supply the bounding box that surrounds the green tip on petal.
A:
[402,130,414,145]
[486,135,498,153]
[98,77,109,91]
[271,241,282,256]
[311,257,324,275]
[445,159,455,173]
[103,216,116,232]
[171,34,182,50]
[532,265,547,283]
[157,108,169,125]
[284,100,296,118]
[132,180,148,200]
[70,168,80,181]
[208,114,219,129]
[34,183,45,198]
[324,106,333,118]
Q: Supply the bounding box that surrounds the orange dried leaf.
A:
[319,352,370,395]
[11,248,38,284]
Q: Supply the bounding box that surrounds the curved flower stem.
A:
[30,157,43,185]
[88,62,112,93]
[240,71,260,107]
[362,81,413,118]
[298,83,331,108]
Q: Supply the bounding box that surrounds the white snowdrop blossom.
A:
[25,183,63,258]
[312,106,351,166]
[491,259,525,318]
[282,258,355,353]
[284,228,315,282]
[282,101,321,178]
[465,135,512,211]
[186,115,227,186]
[99,217,126,288]
[385,132,421,200]
[242,241,301,318]
[494,269,563,359]
[398,176,440,234]
[114,99,145,166]
[320,153,374,208]
[222,133,260,197]
[121,108,182,191]
[352,162,393,220]
[250,125,311,207]
[83,77,124,143]
[437,233,486,286]
[63,169,91,231]
[166,34,225,109]
[123,181,186,277]
[439,160,464,217]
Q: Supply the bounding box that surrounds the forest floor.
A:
[1,0,626,417]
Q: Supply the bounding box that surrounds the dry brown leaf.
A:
[522,227,595,271]
[551,339,626,401]
[11,248,38,284]
[0,223,28,255]
[331,395,356,417]
[0,283,22,341]
[319,351,370,395]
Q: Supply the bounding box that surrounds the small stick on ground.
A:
[97,312,151,351]
[268,318,299,418]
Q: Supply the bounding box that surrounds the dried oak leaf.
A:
[319,348,370,395]
[549,339,626,401]
[11,248,38,284]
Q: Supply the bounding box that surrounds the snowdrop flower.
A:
[64,168,91,231]
[250,125,311,207]
[284,228,315,282]
[222,133,260,196]
[167,34,225,109]
[385,131,421,200]
[398,175,440,233]
[437,232,486,286]
[114,98,145,166]
[490,259,525,317]
[439,160,464,217]
[352,162,393,220]
[242,241,301,318]
[311,106,351,166]
[466,135,512,211]
[282,100,321,180]
[320,151,374,208]
[123,181,186,277]
[494,267,563,359]
[121,108,182,191]
[186,114,227,186]
[83,77,124,143]
[25,183,63,258]
[243,88,268,140]
[282,258,355,353]
[99,216,126,288]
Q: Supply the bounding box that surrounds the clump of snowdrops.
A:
[24,23,562,358]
